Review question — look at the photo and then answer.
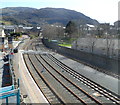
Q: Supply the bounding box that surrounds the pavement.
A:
[0,37,50,104]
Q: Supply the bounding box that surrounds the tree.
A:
[65,21,77,38]
[42,23,64,40]
[9,32,21,38]
[86,36,97,53]
[105,35,115,57]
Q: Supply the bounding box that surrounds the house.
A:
[72,38,119,59]
[3,25,16,35]
[0,29,6,37]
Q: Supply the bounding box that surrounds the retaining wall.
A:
[42,38,120,75]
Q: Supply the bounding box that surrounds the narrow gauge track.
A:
[46,54,120,102]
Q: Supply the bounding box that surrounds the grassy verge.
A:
[58,43,71,47]
[29,35,38,39]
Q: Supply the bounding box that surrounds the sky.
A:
[0,0,119,25]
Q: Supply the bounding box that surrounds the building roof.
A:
[23,27,33,30]
[86,24,95,28]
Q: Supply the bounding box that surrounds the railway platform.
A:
[12,39,49,104]
[0,39,48,104]
[0,40,22,104]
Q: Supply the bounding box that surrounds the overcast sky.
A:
[0,0,119,25]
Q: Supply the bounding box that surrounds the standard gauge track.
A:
[35,39,120,100]
[42,53,120,104]
[35,39,120,104]
[26,54,87,104]
[25,42,102,104]
[36,54,104,104]
[23,54,65,105]
[24,38,119,105]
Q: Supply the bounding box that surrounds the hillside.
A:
[0,7,99,25]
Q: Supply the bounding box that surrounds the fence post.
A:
[17,89,20,105]
[6,97,8,105]
[17,79,19,88]
[17,79,20,105]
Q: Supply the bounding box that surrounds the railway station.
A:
[0,0,120,104]
[0,36,119,105]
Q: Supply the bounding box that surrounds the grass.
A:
[29,34,38,39]
[58,43,71,47]
[0,21,12,25]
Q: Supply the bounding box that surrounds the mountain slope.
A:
[1,7,99,25]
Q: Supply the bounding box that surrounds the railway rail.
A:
[23,38,119,105]
[40,53,120,104]
[23,54,64,104]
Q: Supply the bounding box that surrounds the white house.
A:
[72,38,119,59]
[0,29,6,37]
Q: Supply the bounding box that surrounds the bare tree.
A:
[86,36,97,53]
[105,35,114,57]
[42,23,64,40]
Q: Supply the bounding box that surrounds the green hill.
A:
[0,7,99,25]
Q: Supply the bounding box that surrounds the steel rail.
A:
[46,53,120,104]
[35,54,102,105]
[23,54,65,105]
[34,38,120,103]
[26,38,119,104]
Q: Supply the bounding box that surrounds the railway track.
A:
[40,53,120,104]
[23,54,65,104]
[23,38,119,104]
[23,41,65,104]
[24,53,103,104]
